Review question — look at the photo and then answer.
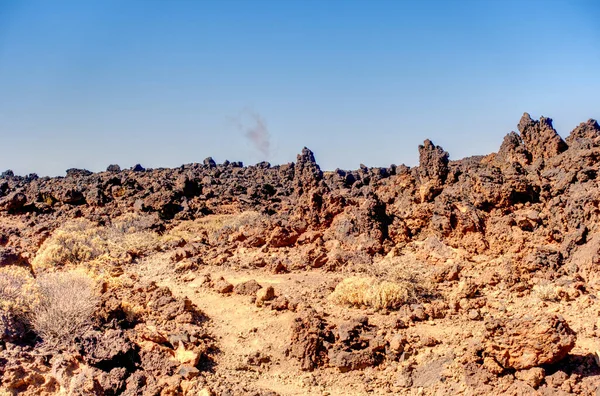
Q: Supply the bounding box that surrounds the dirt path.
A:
[136,257,354,395]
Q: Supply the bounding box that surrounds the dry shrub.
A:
[352,255,435,296]
[32,219,104,270]
[330,277,416,310]
[103,213,159,258]
[29,271,98,347]
[0,266,33,307]
[330,255,436,310]
[220,211,265,230]
[32,214,160,271]
[532,282,559,302]
[167,211,265,244]
[0,266,35,342]
[371,256,432,281]
[110,212,157,233]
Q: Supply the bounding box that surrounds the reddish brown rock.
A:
[517,113,568,162]
[287,310,333,371]
[267,226,299,248]
[515,367,545,389]
[233,279,262,296]
[497,131,531,165]
[417,139,449,202]
[0,192,26,212]
[484,313,576,370]
[0,247,29,268]
[565,118,600,148]
[255,285,275,306]
[212,277,233,294]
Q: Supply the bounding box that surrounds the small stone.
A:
[271,262,288,274]
[1,192,26,212]
[0,247,28,267]
[396,368,413,387]
[213,277,233,294]
[389,334,405,353]
[395,318,408,329]
[482,357,504,375]
[457,280,478,299]
[411,304,428,321]
[420,336,439,347]
[139,325,168,344]
[171,248,189,263]
[233,279,262,296]
[545,370,568,388]
[256,286,275,306]
[203,157,216,167]
[168,332,190,346]
[484,313,575,370]
[174,341,200,366]
[515,367,545,389]
[271,295,289,311]
[468,309,481,321]
[446,264,461,281]
[329,349,376,372]
[198,388,214,396]
[178,365,200,379]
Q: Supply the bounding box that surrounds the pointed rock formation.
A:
[497,131,531,165]
[294,147,323,192]
[565,119,600,149]
[417,140,448,202]
[418,139,449,183]
[517,113,567,162]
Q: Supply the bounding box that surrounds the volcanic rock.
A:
[484,313,576,370]
[517,113,567,162]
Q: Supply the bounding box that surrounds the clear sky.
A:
[0,0,599,176]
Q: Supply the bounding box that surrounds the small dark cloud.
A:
[230,109,271,158]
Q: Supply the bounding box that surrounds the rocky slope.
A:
[2,113,600,395]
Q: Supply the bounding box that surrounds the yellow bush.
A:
[351,255,435,299]
[329,277,417,310]
[104,228,159,259]
[0,266,35,313]
[166,211,264,243]
[32,219,104,271]
[32,214,160,272]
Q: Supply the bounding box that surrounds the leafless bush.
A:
[0,266,34,342]
[29,271,98,348]
[0,269,28,303]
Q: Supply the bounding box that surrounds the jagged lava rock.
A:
[517,112,567,162]
[484,313,576,370]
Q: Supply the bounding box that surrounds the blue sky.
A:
[0,0,599,176]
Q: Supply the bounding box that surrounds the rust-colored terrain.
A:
[2,113,600,395]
